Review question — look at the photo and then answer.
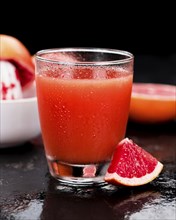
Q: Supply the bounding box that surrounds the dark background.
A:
[1,3,176,84]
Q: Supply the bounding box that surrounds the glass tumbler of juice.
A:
[35,48,134,186]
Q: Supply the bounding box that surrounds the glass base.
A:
[47,158,110,186]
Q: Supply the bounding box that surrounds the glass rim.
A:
[35,47,134,66]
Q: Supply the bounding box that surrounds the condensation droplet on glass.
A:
[92,134,96,138]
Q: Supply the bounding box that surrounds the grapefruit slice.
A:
[104,138,163,186]
[129,83,176,123]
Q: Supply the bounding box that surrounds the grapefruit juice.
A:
[35,48,134,185]
[36,67,132,163]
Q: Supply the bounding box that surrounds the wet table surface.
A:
[0,121,176,220]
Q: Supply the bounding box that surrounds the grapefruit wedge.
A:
[129,83,176,123]
[104,138,163,186]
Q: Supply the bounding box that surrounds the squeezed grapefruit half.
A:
[104,138,163,186]
[129,83,176,123]
[0,34,35,89]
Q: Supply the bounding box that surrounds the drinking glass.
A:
[35,48,134,186]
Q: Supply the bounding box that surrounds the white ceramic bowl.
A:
[0,83,41,147]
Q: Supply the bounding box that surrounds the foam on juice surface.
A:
[39,53,131,80]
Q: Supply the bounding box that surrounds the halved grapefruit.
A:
[129,83,176,123]
[0,34,35,89]
[104,138,163,186]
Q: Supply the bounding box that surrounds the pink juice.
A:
[36,64,133,164]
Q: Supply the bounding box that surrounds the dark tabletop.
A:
[0,120,176,220]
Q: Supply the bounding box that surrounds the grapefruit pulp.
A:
[129,83,176,123]
[104,138,163,186]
